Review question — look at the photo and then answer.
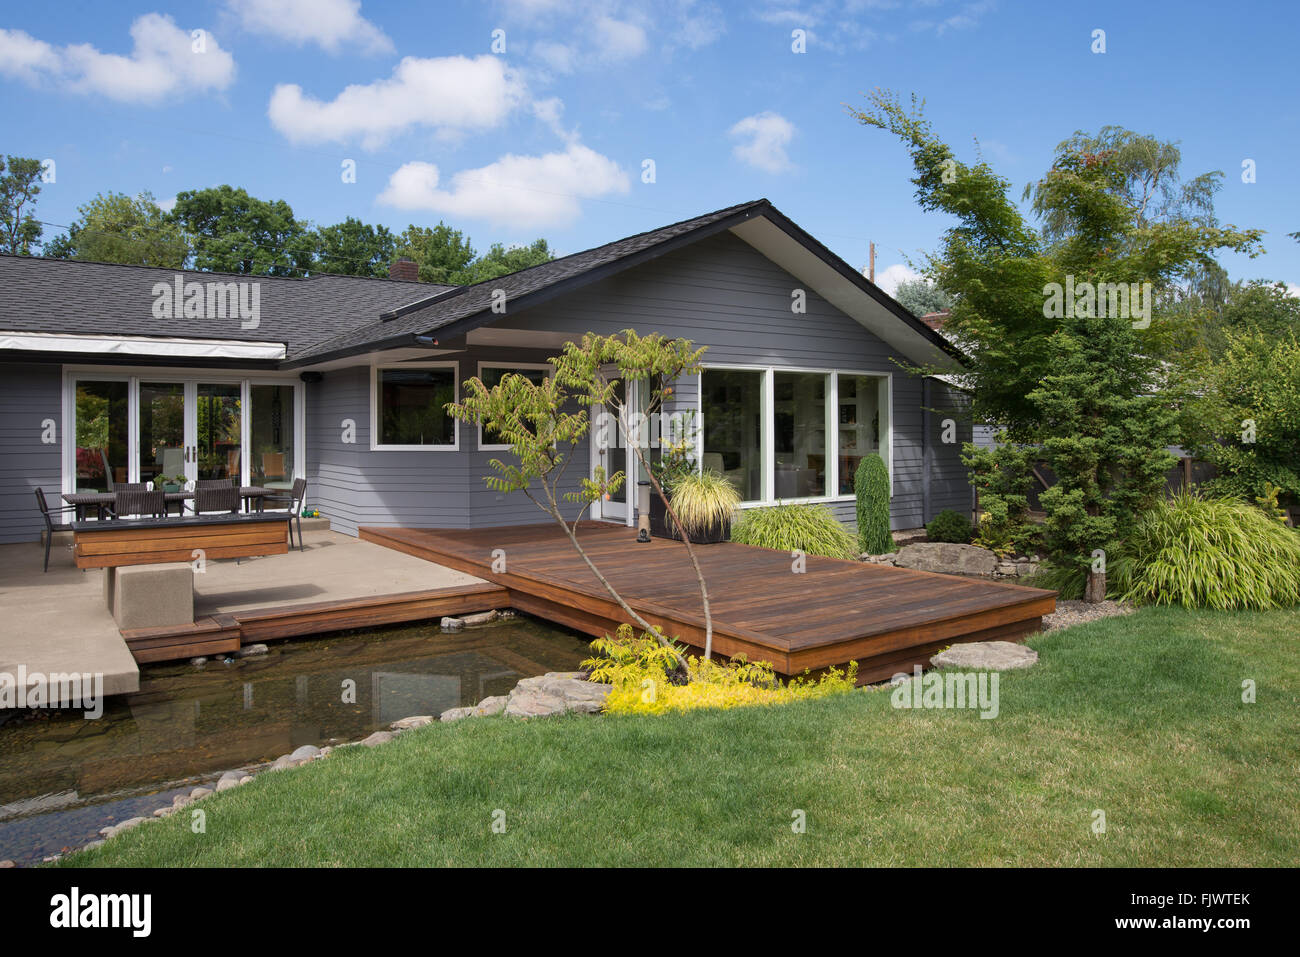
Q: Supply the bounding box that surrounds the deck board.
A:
[360,523,1057,684]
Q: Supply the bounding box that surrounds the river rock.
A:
[215,770,245,792]
[461,610,498,626]
[0,860,14,868]
[234,643,269,658]
[930,640,1039,671]
[104,816,146,838]
[474,695,508,716]
[190,657,207,667]
[504,673,612,718]
[289,745,321,762]
[440,706,475,722]
[189,787,213,801]
[440,616,465,633]
[153,806,176,817]
[895,542,998,576]
[360,731,395,747]
[391,715,434,731]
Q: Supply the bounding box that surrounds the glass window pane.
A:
[197,383,242,482]
[74,381,129,493]
[251,384,294,489]
[139,382,185,486]
[701,369,763,502]
[773,372,827,498]
[379,368,455,446]
[479,366,547,446]
[839,375,883,496]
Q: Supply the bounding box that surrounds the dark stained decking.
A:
[360,523,1058,684]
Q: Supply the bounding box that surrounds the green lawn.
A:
[64,606,1299,867]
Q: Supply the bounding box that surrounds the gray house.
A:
[0,199,973,545]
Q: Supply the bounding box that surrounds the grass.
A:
[730,502,859,560]
[63,606,1299,867]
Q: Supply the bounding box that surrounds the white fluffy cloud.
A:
[592,15,648,60]
[871,263,921,296]
[267,55,525,148]
[0,14,235,103]
[728,111,795,173]
[226,0,392,54]
[377,144,630,229]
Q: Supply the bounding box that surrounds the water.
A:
[0,615,591,865]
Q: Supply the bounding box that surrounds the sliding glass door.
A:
[67,372,301,494]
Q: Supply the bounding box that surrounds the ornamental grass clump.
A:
[1112,491,1300,610]
[730,502,858,560]
[583,625,859,715]
[667,469,741,538]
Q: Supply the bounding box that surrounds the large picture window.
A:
[374,365,457,449]
[701,366,890,504]
[701,369,764,501]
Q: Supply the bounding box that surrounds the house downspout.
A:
[921,377,932,526]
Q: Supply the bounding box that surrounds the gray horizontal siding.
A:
[304,230,970,535]
[0,362,63,543]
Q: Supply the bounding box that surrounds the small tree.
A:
[0,155,45,255]
[855,454,891,554]
[448,330,717,663]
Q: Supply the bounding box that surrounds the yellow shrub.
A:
[584,626,859,715]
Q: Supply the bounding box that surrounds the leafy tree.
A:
[448,330,711,663]
[854,454,891,553]
[0,155,44,254]
[45,191,189,267]
[170,185,315,275]
[395,222,476,284]
[313,217,397,277]
[1186,331,1300,504]
[892,277,951,317]
[456,239,553,284]
[847,93,1251,575]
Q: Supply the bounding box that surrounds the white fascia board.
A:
[0,331,286,361]
[728,218,961,371]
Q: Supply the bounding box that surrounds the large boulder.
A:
[504,673,612,718]
[931,640,1038,671]
[894,542,998,577]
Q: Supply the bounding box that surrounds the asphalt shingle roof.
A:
[0,255,453,357]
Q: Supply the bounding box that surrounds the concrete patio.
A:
[0,527,487,699]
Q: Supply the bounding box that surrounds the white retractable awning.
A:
[0,331,286,361]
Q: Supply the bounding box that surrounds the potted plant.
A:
[662,470,741,544]
[161,474,186,493]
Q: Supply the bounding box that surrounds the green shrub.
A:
[926,509,972,544]
[730,503,858,560]
[854,454,892,554]
[668,469,741,537]
[1112,491,1300,610]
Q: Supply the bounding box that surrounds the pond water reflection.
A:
[0,614,590,864]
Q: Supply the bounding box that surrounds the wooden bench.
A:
[73,513,291,569]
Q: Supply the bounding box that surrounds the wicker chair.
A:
[35,487,77,572]
[111,487,167,519]
[263,477,308,551]
[193,484,241,515]
[195,478,235,490]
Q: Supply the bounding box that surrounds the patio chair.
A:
[112,482,147,492]
[192,484,241,515]
[262,477,307,551]
[195,478,235,490]
[111,488,166,519]
[35,487,77,572]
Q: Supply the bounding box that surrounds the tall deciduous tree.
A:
[892,277,951,317]
[395,222,476,284]
[0,155,45,255]
[313,217,397,277]
[170,185,315,275]
[45,191,190,267]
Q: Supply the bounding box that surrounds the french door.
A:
[66,371,301,494]
[590,374,648,525]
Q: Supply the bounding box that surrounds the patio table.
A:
[63,487,276,520]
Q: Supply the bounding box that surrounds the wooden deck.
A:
[360,523,1058,685]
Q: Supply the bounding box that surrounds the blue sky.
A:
[2,0,1297,291]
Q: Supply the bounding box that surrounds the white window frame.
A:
[697,362,893,508]
[474,361,553,451]
[61,364,305,494]
[370,361,460,452]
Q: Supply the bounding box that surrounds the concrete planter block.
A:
[109,563,194,630]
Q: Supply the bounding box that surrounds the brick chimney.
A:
[388,257,419,281]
